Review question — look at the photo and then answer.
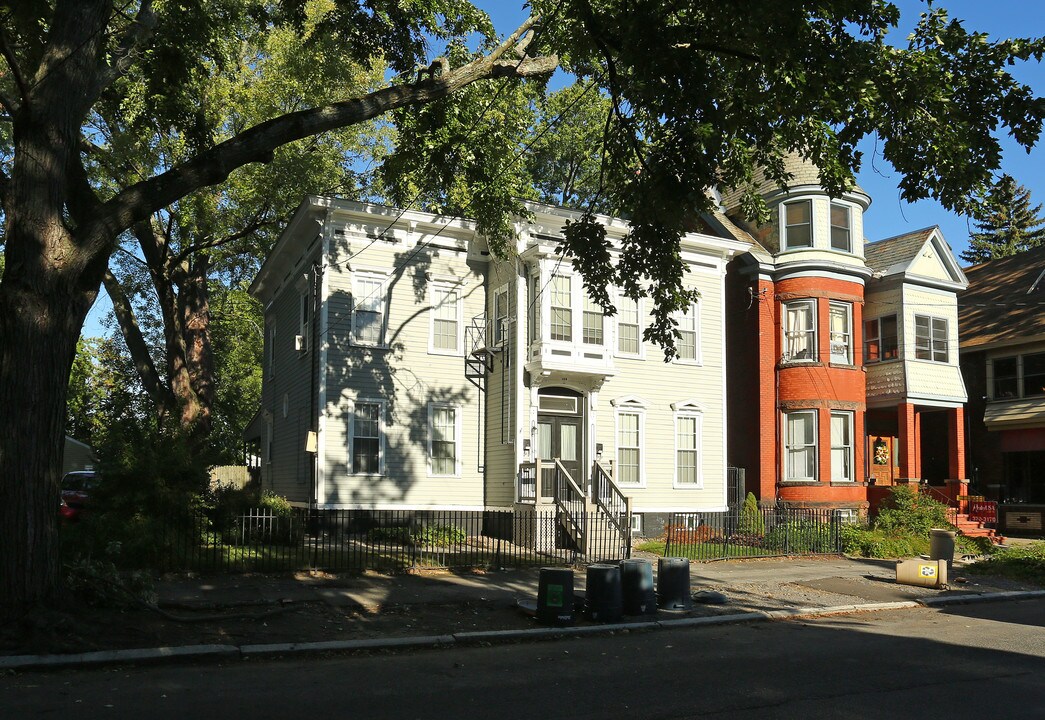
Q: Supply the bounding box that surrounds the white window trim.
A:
[781,199,813,250]
[828,301,852,365]
[348,398,386,476]
[673,299,702,365]
[673,407,704,489]
[614,403,646,488]
[614,290,645,359]
[829,201,853,253]
[492,284,510,347]
[548,271,574,343]
[351,270,389,348]
[830,411,854,483]
[784,409,818,482]
[914,314,949,363]
[427,402,462,478]
[427,281,464,356]
[783,299,818,363]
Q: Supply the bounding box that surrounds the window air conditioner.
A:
[295,334,306,352]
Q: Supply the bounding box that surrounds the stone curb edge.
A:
[3,590,1042,672]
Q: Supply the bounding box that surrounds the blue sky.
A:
[82,1,1045,336]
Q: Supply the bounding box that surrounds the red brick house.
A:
[712,155,969,513]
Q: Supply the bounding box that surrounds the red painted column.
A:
[898,403,918,479]
[948,406,966,479]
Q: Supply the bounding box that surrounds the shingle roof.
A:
[718,152,866,212]
[960,244,1045,349]
[864,227,937,274]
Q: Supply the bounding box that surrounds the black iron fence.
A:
[131,506,632,574]
[664,506,846,561]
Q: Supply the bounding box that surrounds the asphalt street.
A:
[2,598,1043,719]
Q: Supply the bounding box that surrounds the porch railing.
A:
[517,459,538,502]
[919,483,959,524]
[592,460,631,536]
[554,459,588,547]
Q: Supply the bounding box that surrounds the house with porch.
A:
[719,155,970,515]
[960,244,1045,506]
[248,196,747,551]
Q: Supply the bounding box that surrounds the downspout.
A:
[309,258,322,530]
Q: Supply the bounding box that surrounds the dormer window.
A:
[830,203,851,252]
[784,200,812,249]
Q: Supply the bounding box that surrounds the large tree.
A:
[2,0,1045,620]
[98,3,388,443]
[961,174,1045,264]
[0,0,554,618]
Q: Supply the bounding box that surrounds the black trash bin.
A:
[621,558,658,615]
[585,564,623,622]
[658,556,692,610]
[536,567,575,625]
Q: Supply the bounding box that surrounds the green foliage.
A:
[65,430,210,568]
[967,542,1045,585]
[366,523,467,547]
[738,493,766,535]
[63,551,157,609]
[839,523,930,559]
[873,486,953,536]
[764,519,838,553]
[961,175,1045,263]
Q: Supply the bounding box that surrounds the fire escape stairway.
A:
[464,313,496,392]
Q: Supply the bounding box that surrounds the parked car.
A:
[59,470,98,521]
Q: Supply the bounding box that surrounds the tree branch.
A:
[0,25,29,111]
[171,215,277,265]
[83,17,557,249]
[102,268,174,411]
[92,0,157,98]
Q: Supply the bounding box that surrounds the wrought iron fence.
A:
[136,506,631,574]
[664,506,846,561]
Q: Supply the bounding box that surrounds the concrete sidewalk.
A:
[3,555,1043,672]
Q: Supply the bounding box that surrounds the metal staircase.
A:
[464,313,499,391]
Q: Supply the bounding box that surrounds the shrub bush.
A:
[738,492,766,535]
[765,519,838,553]
[874,486,953,536]
[366,523,467,547]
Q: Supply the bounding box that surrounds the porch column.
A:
[947,406,966,480]
[897,403,919,479]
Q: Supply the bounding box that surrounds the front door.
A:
[536,388,584,499]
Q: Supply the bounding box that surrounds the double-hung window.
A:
[676,301,700,362]
[785,410,817,481]
[615,409,644,486]
[428,404,460,476]
[429,284,462,354]
[864,315,898,362]
[830,412,853,482]
[830,203,852,252]
[914,315,948,362]
[783,200,813,249]
[352,273,386,346]
[493,286,509,346]
[784,300,816,361]
[550,274,572,341]
[616,295,641,356]
[582,294,604,345]
[991,352,1045,399]
[828,302,852,364]
[351,401,383,474]
[674,410,702,486]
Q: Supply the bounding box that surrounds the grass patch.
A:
[635,539,665,555]
[966,542,1045,585]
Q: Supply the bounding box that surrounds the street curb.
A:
[240,635,455,657]
[0,644,238,671]
[2,591,1042,672]
[918,589,1045,607]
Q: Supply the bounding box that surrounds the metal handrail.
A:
[918,483,959,524]
[592,460,631,534]
[517,460,537,503]
[554,460,586,542]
